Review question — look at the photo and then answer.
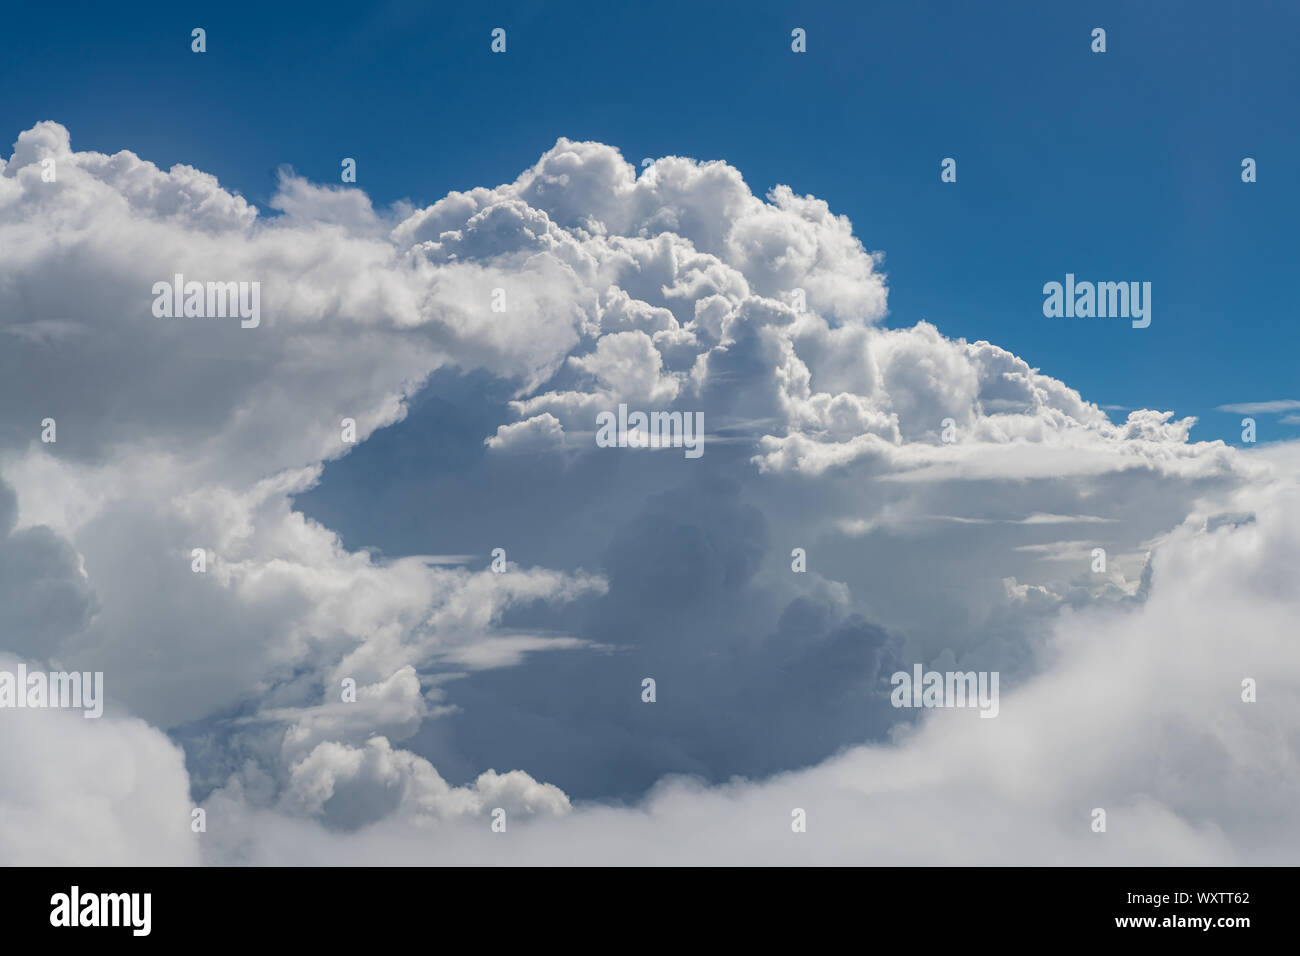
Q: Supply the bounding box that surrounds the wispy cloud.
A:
[1215,400,1300,414]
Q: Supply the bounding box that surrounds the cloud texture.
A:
[0,122,1294,864]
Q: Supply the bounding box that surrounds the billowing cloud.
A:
[0,123,1294,865]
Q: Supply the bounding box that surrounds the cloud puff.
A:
[279,735,569,830]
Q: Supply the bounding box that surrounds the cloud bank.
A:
[0,122,1293,864]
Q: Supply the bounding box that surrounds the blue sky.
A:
[3,0,1295,443]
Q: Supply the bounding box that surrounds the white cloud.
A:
[1,122,1296,865]
[1215,400,1300,414]
[485,413,567,454]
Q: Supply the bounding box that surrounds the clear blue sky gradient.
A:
[4,0,1296,443]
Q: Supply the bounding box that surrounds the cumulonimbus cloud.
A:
[0,122,1294,864]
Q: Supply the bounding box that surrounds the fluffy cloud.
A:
[0,122,1293,865]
